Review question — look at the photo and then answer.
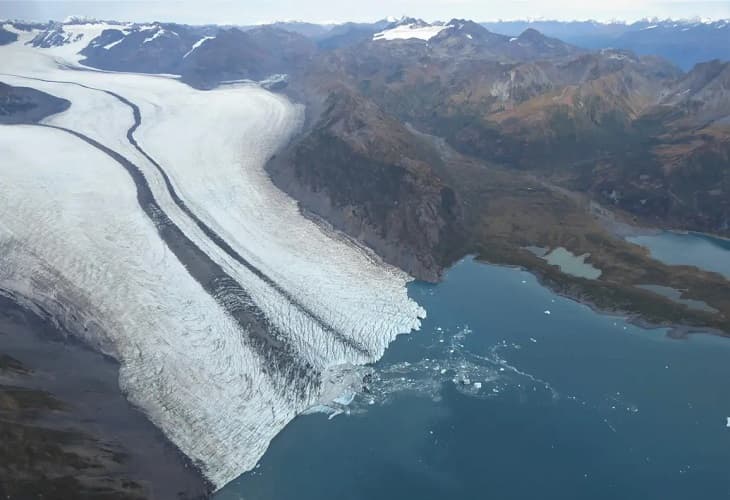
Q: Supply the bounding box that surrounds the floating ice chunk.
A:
[530,337,538,343]
[726,417,730,428]
[333,391,356,406]
[473,382,482,389]
[544,310,551,315]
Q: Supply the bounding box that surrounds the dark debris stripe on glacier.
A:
[34,119,319,397]
[1,71,372,360]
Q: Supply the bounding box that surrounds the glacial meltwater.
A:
[216,255,730,500]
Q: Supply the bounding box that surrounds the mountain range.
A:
[3,15,730,331]
[2,14,730,498]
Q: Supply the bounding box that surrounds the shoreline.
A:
[466,255,730,341]
[265,87,730,340]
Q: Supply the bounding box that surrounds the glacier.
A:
[0,24,425,489]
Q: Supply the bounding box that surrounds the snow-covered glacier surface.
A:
[0,25,425,489]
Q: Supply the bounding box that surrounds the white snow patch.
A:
[143,27,165,44]
[183,35,215,58]
[40,23,123,63]
[103,36,125,50]
[373,23,447,41]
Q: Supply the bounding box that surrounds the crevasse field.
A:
[0,23,424,489]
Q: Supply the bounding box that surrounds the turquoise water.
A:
[216,256,730,500]
[628,232,730,280]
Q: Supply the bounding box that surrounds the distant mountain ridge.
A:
[259,17,730,69]
[480,19,730,70]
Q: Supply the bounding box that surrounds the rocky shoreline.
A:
[266,82,730,339]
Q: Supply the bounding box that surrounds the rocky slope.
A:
[79,23,212,74]
[76,22,315,88]
[263,20,730,333]
[0,82,71,124]
[179,26,316,88]
[269,82,465,281]
[0,296,211,500]
[0,26,17,45]
[308,22,727,237]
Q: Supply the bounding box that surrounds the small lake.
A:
[627,232,730,280]
[216,256,730,500]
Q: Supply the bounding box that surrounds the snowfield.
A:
[0,26,425,489]
[373,22,447,41]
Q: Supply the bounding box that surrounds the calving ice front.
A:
[0,20,424,490]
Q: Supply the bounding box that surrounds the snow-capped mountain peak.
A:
[373,17,447,41]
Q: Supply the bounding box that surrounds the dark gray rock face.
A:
[0,295,212,500]
[0,26,17,45]
[80,23,216,74]
[77,23,314,89]
[315,21,389,50]
[0,83,70,124]
[178,26,316,89]
[29,22,83,48]
[268,86,466,282]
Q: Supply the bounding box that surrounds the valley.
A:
[0,13,728,499]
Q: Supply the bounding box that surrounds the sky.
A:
[2,0,730,25]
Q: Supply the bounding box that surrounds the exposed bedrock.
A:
[0,82,70,124]
[269,85,467,282]
[0,294,212,500]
